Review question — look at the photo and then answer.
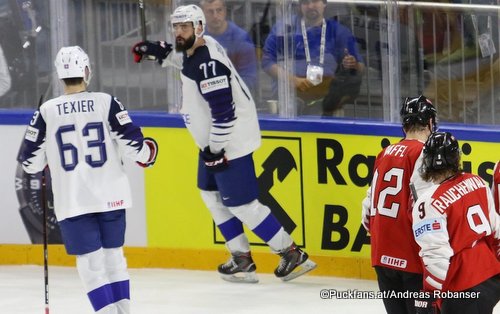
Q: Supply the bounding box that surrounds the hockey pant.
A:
[374,266,423,314]
[201,190,293,253]
[76,247,130,313]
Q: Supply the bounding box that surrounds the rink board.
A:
[1,113,499,280]
[143,116,500,279]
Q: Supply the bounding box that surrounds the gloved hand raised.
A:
[200,147,228,172]
[137,137,158,168]
[132,41,172,64]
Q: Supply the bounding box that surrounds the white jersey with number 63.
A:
[18,91,152,221]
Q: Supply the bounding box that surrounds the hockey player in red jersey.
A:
[492,161,500,261]
[362,95,437,314]
[492,161,500,214]
[412,132,500,314]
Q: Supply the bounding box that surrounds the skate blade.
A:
[281,259,317,282]
[220,271,259,284]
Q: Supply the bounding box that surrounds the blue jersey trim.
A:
[3,110,500,142]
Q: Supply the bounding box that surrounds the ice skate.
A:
[218,251,258,283]
[275,243,317,282]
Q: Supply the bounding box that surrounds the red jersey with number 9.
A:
[412,172,500,292]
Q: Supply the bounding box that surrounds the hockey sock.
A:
[103,247,130,314]
[229,200,293,252]
[201,190,250,252]
[77,248,114,312]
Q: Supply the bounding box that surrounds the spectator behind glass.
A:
[200,0,258,94]
[0,45,11,98]
[262,0,364,116]
[422,0,499,122]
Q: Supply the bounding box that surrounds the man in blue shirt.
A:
[200,0,257,94]
[262,0,364,116]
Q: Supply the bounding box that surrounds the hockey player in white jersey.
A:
[131,5,316,283]
[18,46,158,313]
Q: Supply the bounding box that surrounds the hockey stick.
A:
[37,93,49,314]
[42,167,49,314]
[138,0,156,60]
[139,0,147,41]
[409,182,418,201]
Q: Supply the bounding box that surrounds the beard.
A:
[175,35,196,52]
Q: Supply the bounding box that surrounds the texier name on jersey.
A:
[383,144,408,158]
[56,100,95,115]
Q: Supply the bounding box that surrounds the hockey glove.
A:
[200,147,228,172]
[414,294,437,314]
[132,41,172,64]
[137,137,158,168]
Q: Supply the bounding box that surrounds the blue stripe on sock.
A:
[218,216,244,241]
[110,280,130,302]
[88,284,113,311]
[252,214,282,242]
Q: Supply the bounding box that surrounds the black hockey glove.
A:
[137,137,159,168]
[414,294,437,314]
[132,40,172,64]
[200,147,228,172]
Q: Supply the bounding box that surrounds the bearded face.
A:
[172,22,197,52]
[175,34,196,52]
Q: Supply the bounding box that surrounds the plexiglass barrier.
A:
[0,0,498,125]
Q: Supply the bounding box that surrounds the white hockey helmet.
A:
[170,5,206,37]
[54,46,92,85]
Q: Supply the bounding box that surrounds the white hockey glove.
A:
[137,137,158,168]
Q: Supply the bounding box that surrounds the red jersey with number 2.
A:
[364,139,430,274]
